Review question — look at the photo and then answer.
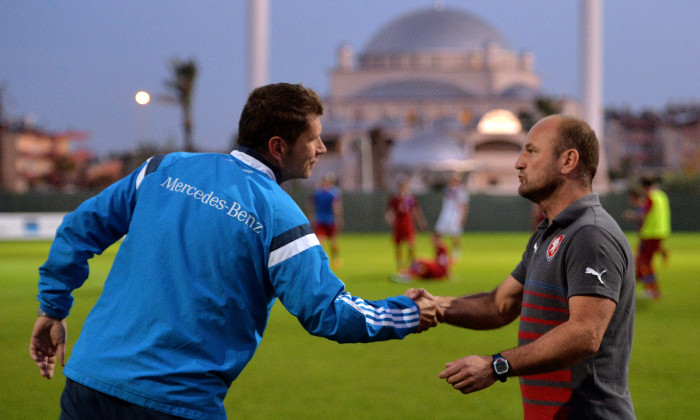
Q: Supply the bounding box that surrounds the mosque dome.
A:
[362,6,509,56]
[353,80,475,100]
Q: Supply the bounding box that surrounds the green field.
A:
[3,233,699,419]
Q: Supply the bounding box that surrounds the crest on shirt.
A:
[546,235,565,261]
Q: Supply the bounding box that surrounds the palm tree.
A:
[164,58,198,152]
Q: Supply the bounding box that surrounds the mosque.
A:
[310,5,583,193]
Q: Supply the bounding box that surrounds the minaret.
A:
[580,0,610,191]
[247,0,269,93]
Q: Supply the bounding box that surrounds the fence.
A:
[1,191,697,240]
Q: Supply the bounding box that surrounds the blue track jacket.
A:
[38,149,420,419]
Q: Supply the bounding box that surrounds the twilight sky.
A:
[1,1,698,155]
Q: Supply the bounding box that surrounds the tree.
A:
[164,58,198,152]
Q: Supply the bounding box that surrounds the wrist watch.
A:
[492,353,510,382]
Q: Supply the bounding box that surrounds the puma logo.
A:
[585,267,607,284]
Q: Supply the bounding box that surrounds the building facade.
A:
[605,104,700,181]
[0,122,91,192]
[315,5,582,193]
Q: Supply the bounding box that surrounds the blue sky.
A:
[1,1,698,155]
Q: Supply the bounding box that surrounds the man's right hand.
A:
[30,316,67,379]
[405,288,443,332]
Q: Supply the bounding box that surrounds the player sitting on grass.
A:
[391,233,451,283]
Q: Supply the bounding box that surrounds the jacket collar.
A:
[231,146,283,185]
[537,193,600,233]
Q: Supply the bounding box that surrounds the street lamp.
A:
[135,91,151,105]
[134,91,151,142]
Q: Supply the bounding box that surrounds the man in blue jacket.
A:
[30,83,439,420]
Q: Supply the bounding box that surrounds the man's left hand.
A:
[439,355,496,394]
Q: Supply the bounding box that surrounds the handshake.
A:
[404,288,445,333]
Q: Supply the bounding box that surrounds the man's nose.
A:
[515,155,525,170]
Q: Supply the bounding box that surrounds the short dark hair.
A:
[553,116,599,186]
[237,83,323,152]
[640,175,658,188]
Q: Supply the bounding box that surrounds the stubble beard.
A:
[281,150,314,181]
[518,175,563,204]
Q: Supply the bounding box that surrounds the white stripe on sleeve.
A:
[338,292,420,328]
[268,233,320,268]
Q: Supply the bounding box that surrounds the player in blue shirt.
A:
[309,173,343,267]
[30,83,439,420]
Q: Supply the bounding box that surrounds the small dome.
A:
[477,109,523,135]
[363,6,509,56]
[390,130,477,172]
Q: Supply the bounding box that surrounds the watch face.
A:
[494,358,509,374]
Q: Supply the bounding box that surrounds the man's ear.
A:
[267,136,287,163]
[560,149,579,175]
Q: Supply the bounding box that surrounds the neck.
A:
[539,184,592,224]
[236,145,285,184]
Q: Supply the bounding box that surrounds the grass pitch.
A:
[3,232,699,419]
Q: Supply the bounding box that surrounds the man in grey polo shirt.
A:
[410,115,635,419]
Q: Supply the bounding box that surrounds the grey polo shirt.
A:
[511,194,636,419]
